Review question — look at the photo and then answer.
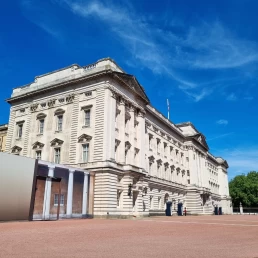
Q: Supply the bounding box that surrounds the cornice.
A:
[6,69,113,104]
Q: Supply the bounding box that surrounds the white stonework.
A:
[6,57,232,217]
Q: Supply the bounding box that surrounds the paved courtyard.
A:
[0,215,258,258]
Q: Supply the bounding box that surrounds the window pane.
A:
[39,119,44,134]
[85,110,90,126]
[57,116,63,131]
[36,151,41,160]
[54,148,60,163]
[18,124,23,138]
[82,144,89,162]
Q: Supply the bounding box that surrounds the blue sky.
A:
[0,0,257,179]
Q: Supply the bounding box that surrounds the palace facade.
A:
[5,58,232,217]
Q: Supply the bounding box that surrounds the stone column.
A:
[137,111,146,170]
[82,172,89,217]
[43,165,55,220]
[128,106,135,165]
[118,98,126,163]
[66,169,75,218]
[108,90,116,160]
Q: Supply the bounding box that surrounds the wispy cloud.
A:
[207,132,233,141]
[216,119,228,125]
[226,93,237,101]
[220,147,258,180]
[21,0,258,101]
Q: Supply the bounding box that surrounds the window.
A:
[157,139,160,153]
[54,148,61,164]
[84,110,91,127]
[82,144,89,162]
[187,170,190,176]
[54,194,64,206]
[117,191,121,208]
[149,135,152,150]
[39,119,44,134]
[36,150,42,160]
[149,162,152,175]
[57,115,63,131]
[17,124,23,138]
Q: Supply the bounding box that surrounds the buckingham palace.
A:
[5,57,232,218]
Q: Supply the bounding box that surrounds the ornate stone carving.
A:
[148,155,155,163]
[36,113,47,119]
[115,139,121,147]
[58,98,65,103]
[30,103,38,112]
[47,99,56,108]
[32,141,45,150]
[50,138,64,147]
[125,141,131,151]
[157,159,162,165]
[66,94,74,103]
[78,134,92,143]
[11,145,22,154]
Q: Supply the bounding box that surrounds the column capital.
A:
[69,169,75,173]
[48,165,55,170]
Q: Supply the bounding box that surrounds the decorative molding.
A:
[58,98,65,103]
[47,99,56,108]
[54,108,65,115]
[115,139,121,147]
[157,158,162,165]
[66,94,75,103]
[81,104,93,110]
[78,134,92,143]
[125,141,131,151]
[36,113,47,119]
[11,145,22,154]
[148,155,155,163]
[32,141,45,149]
[30,103,38,112]
[85,91,92,97]
[50,138,64,147]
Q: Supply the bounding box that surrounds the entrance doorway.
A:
[32,176,62,220]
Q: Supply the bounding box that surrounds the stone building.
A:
[0,124,8,152]
[5,58,232,217]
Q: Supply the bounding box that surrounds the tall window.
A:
[39,119,44,134]
[17,124,23,138]
[57,115,63,131]
[54,194,64,206]
[36,150,42,160]
[84,110,91,127]
[82,144,89,162]
[54,148,61,164]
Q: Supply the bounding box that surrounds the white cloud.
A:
[226,93,237,101]
[22,0,258,101]
[216,119,228,125]
[208,132,233,141]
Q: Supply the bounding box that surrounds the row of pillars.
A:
[42,165,89,220]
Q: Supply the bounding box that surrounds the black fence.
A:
[233,207,258,214]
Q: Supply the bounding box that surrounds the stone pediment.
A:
[78,134,92,143]
[50,138,64,147]
[189,133,209,151]
[32,141,45,149]
[11,145,22,154]
[112,72,149,104]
